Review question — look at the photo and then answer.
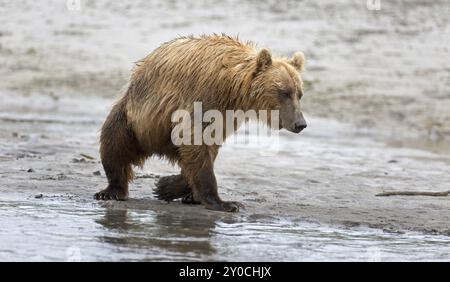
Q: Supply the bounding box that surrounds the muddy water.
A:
[1,92,450,261]
[2,192,450,261]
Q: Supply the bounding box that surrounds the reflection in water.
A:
[91,205,450,261]
[96,209,132,230]
[95,206,217,260]
[1,197,450,261]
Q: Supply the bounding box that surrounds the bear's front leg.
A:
[179,145,243,212]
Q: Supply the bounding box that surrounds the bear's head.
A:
[251,49,307,133]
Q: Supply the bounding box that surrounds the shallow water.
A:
[1,193,449,262]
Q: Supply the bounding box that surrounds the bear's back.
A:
[129,35,256,103]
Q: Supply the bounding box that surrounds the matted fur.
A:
[96,34,306,211]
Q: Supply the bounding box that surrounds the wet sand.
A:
[1,91,449,234]
[1,91,450,261]
[1,0,450,260]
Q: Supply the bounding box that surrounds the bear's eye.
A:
[280,90,291,99]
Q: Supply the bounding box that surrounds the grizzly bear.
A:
[94,34,307,212]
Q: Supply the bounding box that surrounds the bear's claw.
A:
[94,187,128,201]
[205,201,244,212]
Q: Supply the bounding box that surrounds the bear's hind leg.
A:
[153,174,201,204]
[95,99,145,201]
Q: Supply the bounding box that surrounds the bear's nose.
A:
[294,122,307,132]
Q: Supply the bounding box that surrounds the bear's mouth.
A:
[289,127,303,134]
[282,122,306,134]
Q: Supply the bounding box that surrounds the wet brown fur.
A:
[95,34,305,212]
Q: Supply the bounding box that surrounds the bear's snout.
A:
[293,121,307,133]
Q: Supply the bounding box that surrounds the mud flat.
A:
[1,92,450,261]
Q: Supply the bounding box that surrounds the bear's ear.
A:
[255,49,272,73]
[288,51,305,71]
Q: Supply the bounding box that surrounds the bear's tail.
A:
[153,174,191,202]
